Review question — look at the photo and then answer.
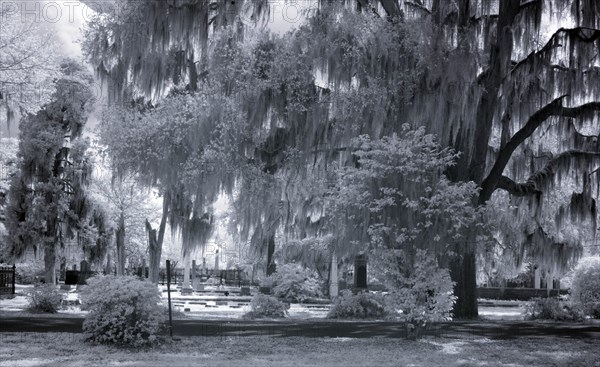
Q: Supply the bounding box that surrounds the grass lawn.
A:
[0,332,598,367]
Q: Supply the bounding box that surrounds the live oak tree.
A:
[83,1,599,318]
[5,60,109,283]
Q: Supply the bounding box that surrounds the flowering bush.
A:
[523,297,583,321]
[26,285,63,313]
[327,290,388,319]
[243,293,290,319]
[570,256,600,318]
[80,275,166,347]
[262,263,324,303]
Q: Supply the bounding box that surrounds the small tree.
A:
[326,127,476,330]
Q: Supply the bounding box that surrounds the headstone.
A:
[192,260,201,291]
[329,253,338,298]
[214,250,219,273]
[78,260,89,285]
[59,261,66,282]
[65,270,78,285]
[353,254,367,292]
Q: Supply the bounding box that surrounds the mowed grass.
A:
[0,332,598,367]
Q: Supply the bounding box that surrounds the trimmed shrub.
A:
[524,297,583,321]
[26,285,63,313]
[243,293,290,319]
[262,263,324,303]
[327,290,388,319]
[80,275,166,347]
[570,256,600,318]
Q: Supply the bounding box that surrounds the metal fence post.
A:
[12,264,16,294]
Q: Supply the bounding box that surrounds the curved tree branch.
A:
[479,97,600,203]
[496,150,600,197]
[379,0,402,17]
[508,27,600,79]
[404,1,430,14]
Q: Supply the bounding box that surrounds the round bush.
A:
[80,275,166,347]
[327,290,388,319]
[523,297,583,321]
[244,293,290,319]
[570,256,600,318]
[27,285,63,313]
[262,263,324,303]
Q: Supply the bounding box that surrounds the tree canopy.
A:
[83,0,599,318]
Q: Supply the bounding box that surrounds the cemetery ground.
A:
[0,330,598,366]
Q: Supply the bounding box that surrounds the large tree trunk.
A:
[266,234,276,276]
[105,250,112,275]
[115,212,125,276]
[449,248,478,319]
[146,222,160,283]
[147,192,169,284]
[43,244,56,284]
[446,0,522,319]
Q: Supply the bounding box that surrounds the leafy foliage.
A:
[570,256,600,319]
[327,290,388,320]
[261,263,324,303]
[327,127,480,255]
[80,275,166,347]
[26,285,63,313]
[243,293,289,319]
